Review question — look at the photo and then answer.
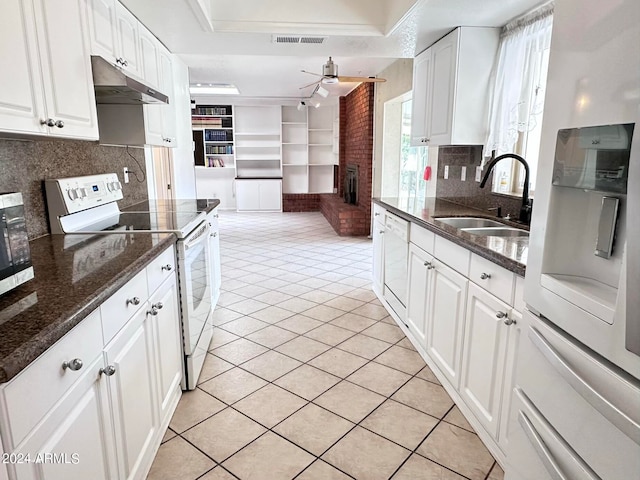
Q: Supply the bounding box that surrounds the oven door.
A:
[178,221,212,357]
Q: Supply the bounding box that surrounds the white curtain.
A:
[484,4,554,159]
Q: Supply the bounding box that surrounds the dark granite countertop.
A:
[0,232,176,383]
[373,197,528,276]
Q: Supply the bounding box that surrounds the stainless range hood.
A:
[91,56,168,105]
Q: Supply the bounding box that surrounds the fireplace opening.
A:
[344,164,358,205]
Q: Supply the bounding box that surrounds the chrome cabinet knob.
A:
[163,137,172,143]
[126,296,141,306]
[161,264,172,271]
[503,317,516,325]
[116,57,128,67]
[424,261,434,270]
[152,302,164,310]
[480,272,492,280]
[148,306,159,316]
[379,230,385,234]
[62,358,83,371]
[55,120,64,128]
[100,365,117,376]
[212,232,217,237]
[41,118,55,127]
[374,212,380,216]
[496,311,507,318]
[214,214,219,218]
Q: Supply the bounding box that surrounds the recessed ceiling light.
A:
[189,84,240,95]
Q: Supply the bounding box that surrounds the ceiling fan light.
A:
[316,86,329,97]
[322,77,339,85]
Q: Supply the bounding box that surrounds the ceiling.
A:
[121,0,546,100]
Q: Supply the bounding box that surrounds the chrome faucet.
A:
[480,151,532,224]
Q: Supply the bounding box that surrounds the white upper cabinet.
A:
[411,27,499,146]
[85,0,117,62]
[144,46,175,146]
[0,0,45,135]
[138,26,159,89]
[114,2,142,78]
[0,0,98,140]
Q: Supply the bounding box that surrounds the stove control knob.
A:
[114,181,122,191]
[78,188,88,198]
[67,189,78,201]
[107,182,114,192]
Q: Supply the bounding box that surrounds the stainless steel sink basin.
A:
[462,227,529,237]
[435,217,506,228]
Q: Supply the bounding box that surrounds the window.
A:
[484,4,554,195]
[381,95,428,199]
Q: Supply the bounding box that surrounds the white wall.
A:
[170,56,197,198]
[372,59,414,198]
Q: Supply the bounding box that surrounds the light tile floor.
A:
[147,212,505,480]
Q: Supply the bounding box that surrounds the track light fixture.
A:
[297,101,306,111]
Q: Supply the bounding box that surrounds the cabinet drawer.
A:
[373,203,386,220]
[410,223,435,255]
[434,235,470,276]
[2,309,103,448]
[469,253,515,305]
[100,268,148,344]
[146,246,176,295]
[514,275,525,313]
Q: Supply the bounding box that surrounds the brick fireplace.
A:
[284,83,374,236]
[318,82,374,236]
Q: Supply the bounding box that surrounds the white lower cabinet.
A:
[104,307,158,480]
[0,246,182,480]
[149,274,183,420]
[374,204,527,465]
[236,179,282,212]
[406,243,433,347]
[426,259,467,389]
[372,218,385,294]
[207,208,222,306]
[498,309,522,453]
[12,357,117,480]
[459,283,512,437]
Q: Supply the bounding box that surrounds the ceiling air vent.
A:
[272,35,326,44]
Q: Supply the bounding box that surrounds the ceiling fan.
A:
[299,57,387,90]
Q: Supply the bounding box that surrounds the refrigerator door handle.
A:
[518,410,570,480]
[515,388,603,480]
[530,327,640,445]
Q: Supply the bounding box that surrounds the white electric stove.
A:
[45,174,213,390]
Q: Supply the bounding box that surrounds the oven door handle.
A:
[184,222,210,250]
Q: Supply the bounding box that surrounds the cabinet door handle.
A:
[424,261,434,270]
[214,214,219,218]
[62,358,83,371]
[100,365,117,376]
[55,120,64,128]
[374,212,380,216]
[161,264,172,271]
[152,302,164,310]
[126,296,141,306]
[41,118,55,127]
[379,230,385,234]
[480,272,491,280]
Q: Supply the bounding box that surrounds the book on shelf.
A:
[194,106,230,116]
[205,145,234,154]
[207,157,226,167]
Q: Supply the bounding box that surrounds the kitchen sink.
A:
[461,227,529,237]
[435,217,506,228]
